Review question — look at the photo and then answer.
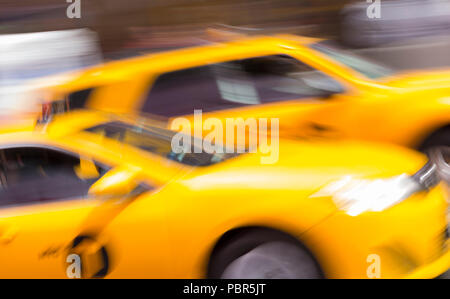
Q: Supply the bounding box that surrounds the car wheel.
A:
[219,241,322,279]
[208,229,323,279]
[419,126,450,152]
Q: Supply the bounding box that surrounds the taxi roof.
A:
[51,34,322,94]
[43,110,169,138]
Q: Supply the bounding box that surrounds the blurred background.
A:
[1,0,450,112]
[1,0,450,62]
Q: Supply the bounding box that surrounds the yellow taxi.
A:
[40,34,450,151]
[0,110,448,278]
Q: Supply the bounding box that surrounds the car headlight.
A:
[311,158,443,217]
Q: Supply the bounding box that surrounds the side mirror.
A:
[88,166,142,198]
[429,147,450,184]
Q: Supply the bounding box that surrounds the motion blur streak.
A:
[0,0,448,279]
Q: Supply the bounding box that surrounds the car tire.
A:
[418,126,450,152]
[208,229,323,279]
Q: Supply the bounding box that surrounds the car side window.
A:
[41,88,95,123]
[141,66,240,117]
[66,88,95,109]
[0,147,107,207]
[141,55,345,117]
[51,88,95,113]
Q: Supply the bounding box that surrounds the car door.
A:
[0,145,111,278]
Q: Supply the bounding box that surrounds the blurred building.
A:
[0,0,352,54]
[2,0,450,69]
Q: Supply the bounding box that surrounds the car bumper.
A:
[302,185,449,278]
[405,240,450,279]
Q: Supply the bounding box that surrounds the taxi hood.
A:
[181,139,429,192]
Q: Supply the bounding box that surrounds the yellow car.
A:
[0,110,448,278]
[40,34,450,151]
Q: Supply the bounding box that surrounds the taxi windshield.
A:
[84,121,237,167]
[310,41,394,80]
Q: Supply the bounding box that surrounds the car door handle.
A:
[0,225,19,244]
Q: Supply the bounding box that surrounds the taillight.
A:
[39,102,52,124]
[37,99,69,125]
